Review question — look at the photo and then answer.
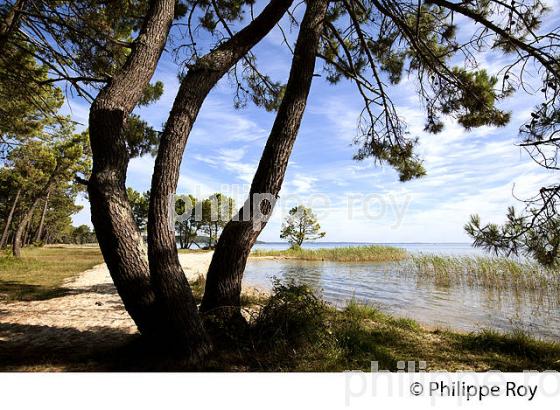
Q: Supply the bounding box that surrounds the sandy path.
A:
[0,252,260,370]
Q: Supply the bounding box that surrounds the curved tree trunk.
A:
[12,198,38,257]
[0,188,21,249]
[22,206,34,245]
[34,189,49,243]
[200,0,330,313]
[87,0,175,338]
[147,0,293,354]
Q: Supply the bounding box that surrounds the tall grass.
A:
[403,255,560,296]
[252,245,408,262]
[207,282,560,371]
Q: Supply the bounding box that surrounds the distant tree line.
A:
[0,127,92,254]
[127,188,234,249]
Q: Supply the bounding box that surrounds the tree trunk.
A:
[147,0,293,351]
[22,206,33,246]
[201,0,329,313]
[0,188,21,249]
[178,224,184,249]
[34,189,49,243]
[12,198,39,257]
[86,0,176,339]
[12,165,59,257]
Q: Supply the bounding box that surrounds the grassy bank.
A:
[0,246,103,301]
[402,255,560,296]
[15,280,554,372]
[199,283,560,372]
[252,245,408,262]
[1,248,558,371]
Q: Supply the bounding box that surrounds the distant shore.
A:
[251,245,408,262]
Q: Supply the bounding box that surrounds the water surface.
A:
[244,244,559,340]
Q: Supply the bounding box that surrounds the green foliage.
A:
[126,188,149,231]
[43,0,151,78]
[253,279,329,350]
[175,194,201,249]
[426,68,511,133]
[232,55,286,112]
[71,225,96,244]
[353,139,426,182]
[0,0,168,162]
[201,193,235,248]
[6,124,90,192]
[0,42,63,154]
[190,0,257,32]
[138,81,164,106]
[280,205,326,247]
[174,193,235,248]
[318,0,553,183]
[123,115,160,158]
[0,125,91,247]
[466,207,560,267]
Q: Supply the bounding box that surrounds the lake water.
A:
[243,242,560,340]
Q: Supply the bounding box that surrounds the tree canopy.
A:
[280,205,326,248]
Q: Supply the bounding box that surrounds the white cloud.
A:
[290,174,317,194]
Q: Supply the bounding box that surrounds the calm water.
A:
[244,243,560,340]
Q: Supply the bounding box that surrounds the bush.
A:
[253,279,328,347]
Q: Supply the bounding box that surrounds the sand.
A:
[0,252,265,370]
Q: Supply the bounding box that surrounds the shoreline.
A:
[1,249,558,371]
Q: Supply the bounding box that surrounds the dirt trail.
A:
[0,252,261,370]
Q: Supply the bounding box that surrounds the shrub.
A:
[253,279,328,347]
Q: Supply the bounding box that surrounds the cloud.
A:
[290,174,317,194]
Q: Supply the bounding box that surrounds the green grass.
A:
[201,285,560,372]
[189,274,267,307]
[401,255,560,298]
[0,246,103,301]
[252,245,408,262]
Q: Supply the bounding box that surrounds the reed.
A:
[251,245,408,262]
[402,254,560,295]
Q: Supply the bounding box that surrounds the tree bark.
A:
[201,0,329,313]
[178,224,184,249]
[86,0,176,338]
[12,198,38,257]
[22,205,33,245]
[0,188,21,249]
[147,0,293,351]
[34,188,49,243]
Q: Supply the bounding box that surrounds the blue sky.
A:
[66,1,558,243]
